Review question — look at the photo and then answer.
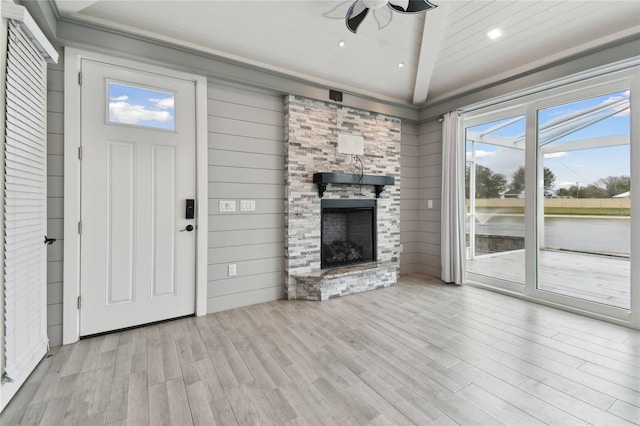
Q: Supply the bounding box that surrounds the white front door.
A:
[80,59,196,336]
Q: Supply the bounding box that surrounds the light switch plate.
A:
[219,200,236,212]
[428,200,433,209]
[228,264,237,276]
[240,200,256,212]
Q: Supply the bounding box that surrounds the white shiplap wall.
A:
[46,50,64,346]
[400,121,419,274]
[207,83,285,313]
[416,119,442,278]
[41,67,417,343]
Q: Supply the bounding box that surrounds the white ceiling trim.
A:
[412,4,447,106]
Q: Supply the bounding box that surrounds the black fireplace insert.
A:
[321,199,376,269]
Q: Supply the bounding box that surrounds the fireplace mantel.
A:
[312,172,395,198]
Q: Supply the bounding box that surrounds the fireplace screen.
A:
[321,200,376,269]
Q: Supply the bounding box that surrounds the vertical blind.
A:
[2,19,48,398]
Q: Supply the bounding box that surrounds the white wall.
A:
[206,83,286,312]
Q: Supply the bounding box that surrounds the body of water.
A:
[474,215,630,255]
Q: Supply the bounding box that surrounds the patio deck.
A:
[467,249,630,309]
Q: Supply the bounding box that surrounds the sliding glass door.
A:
[535,90,631,310]
[465,111,527,290]
[462,69,638,325]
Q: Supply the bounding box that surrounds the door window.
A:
[108,81,175,130]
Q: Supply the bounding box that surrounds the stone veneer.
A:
[284,95,401,300]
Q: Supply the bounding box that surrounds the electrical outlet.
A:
[428,199,433,209]
[228,264,237,276]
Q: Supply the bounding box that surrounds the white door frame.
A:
[63,48,208,344]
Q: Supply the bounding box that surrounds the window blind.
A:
[1,19,48,409]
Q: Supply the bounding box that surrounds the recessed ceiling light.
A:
[397,62,404,68]
[487,28,502,40]
[338,40,345,48]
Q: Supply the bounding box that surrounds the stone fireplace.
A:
[284,95,401,301]
[321,199,376,269]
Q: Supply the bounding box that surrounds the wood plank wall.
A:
[206,83,286,313]
[400,122,419,274]
[417,119,443,278]
[46,50,64,346]
[41,69,428,345]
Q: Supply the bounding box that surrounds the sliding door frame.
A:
[462,67,639,329]
[464,104,527,294]
[526,77,636,323]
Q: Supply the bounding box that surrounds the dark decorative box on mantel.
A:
[312,172,395,198]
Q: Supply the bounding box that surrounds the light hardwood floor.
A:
[2,274,639,425]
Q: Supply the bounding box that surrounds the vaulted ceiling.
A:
[54,0,640,107]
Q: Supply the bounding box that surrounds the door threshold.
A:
[80,314,195,340]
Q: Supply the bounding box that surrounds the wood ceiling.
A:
[54,1,640,106]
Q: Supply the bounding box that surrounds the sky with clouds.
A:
[108,82,175,130]
[466,91,630,191]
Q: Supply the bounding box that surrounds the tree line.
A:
[466,164,630,199]
[556,176,630,198]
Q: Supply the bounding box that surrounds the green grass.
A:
[475,207,630,216]
[475,207,524,214]
[543,207,630,216]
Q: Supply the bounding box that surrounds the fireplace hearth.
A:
[321,199,376,269]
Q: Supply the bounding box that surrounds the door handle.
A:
[44,236,57,245]
[179,225,194,232]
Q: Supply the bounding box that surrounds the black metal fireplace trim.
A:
[322,199,377,209]
[321,199,377,270]
[313,173,394,198]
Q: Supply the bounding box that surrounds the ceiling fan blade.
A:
[346,0,370,33]
[373,7,393,30]
[323,1,352,20]
[388,0,437,13]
